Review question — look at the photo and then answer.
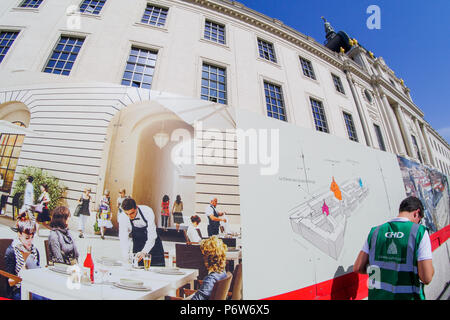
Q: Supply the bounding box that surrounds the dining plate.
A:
[153,269,186,275]
[97,258,122,266]
[113,282,152,291]
[48,266,69,274]
[120,278,144,286]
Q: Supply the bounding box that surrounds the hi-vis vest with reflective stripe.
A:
[367,220,427,300]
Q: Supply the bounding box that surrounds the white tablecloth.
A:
[20,265,198,300]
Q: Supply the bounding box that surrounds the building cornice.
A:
[182,0,433,131]
[182,0,346,69]
[184,0,385,87]
[424,122,450,149]
[343,59,371,84]
[360,73,424,119]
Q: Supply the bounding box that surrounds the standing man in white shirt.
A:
[22,176,35,221]
[206,197,227,237]
[353,196,434,300]
[118,197,165,267]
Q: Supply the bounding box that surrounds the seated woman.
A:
[191,236,228,300]
[48,206,79,265]
[186,215,202,244]
[5,212,48,300]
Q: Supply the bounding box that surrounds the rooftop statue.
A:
[321,16,336,38]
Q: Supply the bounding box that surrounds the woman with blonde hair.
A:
[191,236,228,300]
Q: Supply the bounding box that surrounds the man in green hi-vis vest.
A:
[353,196,434,300]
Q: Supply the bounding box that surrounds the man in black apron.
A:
[120,198,165,267]
[206,197,227,237]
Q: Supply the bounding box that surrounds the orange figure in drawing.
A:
[330,176,342,201]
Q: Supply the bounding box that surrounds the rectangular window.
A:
[374,124,386,151]
[310,98,329,133]
[343,112,358,142]
[332,74,345,94]
[389,78,396,87]
[258,39,276,63]
[19,0,43,8]
[141,4,168,27]
[43,36,84,76]
[204,20,226,45]
[121,47,157,89]
[300,57,316,80]
[264,82,286,121]
[79,0,106,15]
[0,31,19,64]
[201,63,227,104]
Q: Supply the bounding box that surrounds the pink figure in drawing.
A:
[322,201,330,216]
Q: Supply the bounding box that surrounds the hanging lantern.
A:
[153,132,169,149]
[153,120,169,149]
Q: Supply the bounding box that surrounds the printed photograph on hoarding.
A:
[397,156,450,233]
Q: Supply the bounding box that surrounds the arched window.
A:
[0,121,26,193]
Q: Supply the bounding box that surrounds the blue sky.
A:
[239,0,450,144]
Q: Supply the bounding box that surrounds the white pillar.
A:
[413,118,429,165]
[381,95,406,156]
[346,73,373,147]
[393,104,414,158]
[376,92,397,154]
[420,123,436,167]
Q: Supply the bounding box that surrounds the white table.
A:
[226,249,242,266]
[20,265,198,300]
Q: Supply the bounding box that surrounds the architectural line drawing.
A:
[289,177,369,260]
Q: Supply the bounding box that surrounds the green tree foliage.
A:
[12,166,67,211]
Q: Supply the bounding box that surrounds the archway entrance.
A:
[0,102,30,194]
[100,101,195,235]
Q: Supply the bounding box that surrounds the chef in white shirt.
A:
[118,197,165,266]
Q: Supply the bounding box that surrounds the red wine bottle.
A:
[83,246,94,283]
